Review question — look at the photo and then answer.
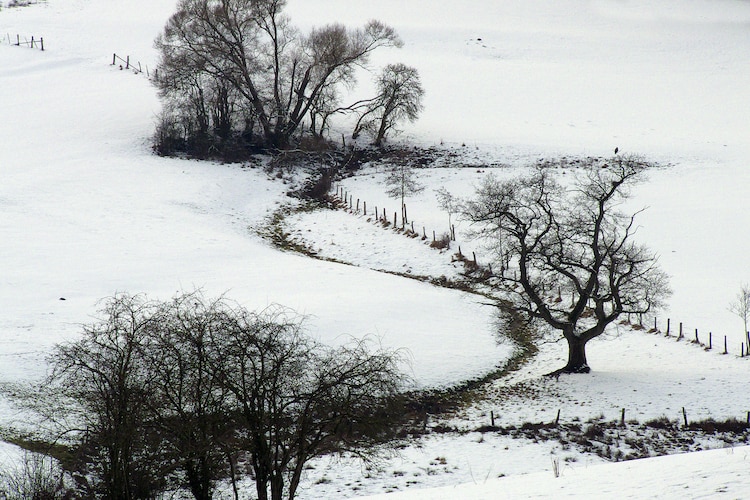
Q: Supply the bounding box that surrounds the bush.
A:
[0,453,71,500]
[687,417,749,434]
[644,416,677,430]
[429,232,451,250]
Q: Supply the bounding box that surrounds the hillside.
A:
[1,0,749,498]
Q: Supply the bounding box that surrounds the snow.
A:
[358,445,750,499]
[2,0,750,497]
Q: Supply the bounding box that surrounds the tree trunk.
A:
[547,334,591,376]
[563,335,591,373]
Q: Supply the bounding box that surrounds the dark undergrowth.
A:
[433,414,750,463]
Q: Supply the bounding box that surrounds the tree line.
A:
[153,0,424,159]
[42,292,406,500]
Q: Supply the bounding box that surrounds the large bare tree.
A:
[209,305,406,500]
[48,295,165,499]
[460,156,671,375]
[155,0,402,150]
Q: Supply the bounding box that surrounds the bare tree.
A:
[155,0,402,150]
[352,63,424,146]
[435,187,459,240]
[459,156,671,375]
[384,160,425,227]
[729,284,750,350]
[47,294,165,499]
[209,306,407,500]
[138,293,237,500]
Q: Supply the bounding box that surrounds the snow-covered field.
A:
[2,0,750,497]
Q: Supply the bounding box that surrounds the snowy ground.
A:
[2,0,750,498]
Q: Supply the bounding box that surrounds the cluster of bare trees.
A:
[46,292,406,500]
[153,0,424,158]
[458,156,671,374]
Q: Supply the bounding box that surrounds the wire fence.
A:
[3,33,44,50]
[333,184,750,364]
[642,316,749,359]
[111,52,156,79]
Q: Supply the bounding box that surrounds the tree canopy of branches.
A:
[154,0,403,155]
[459,156,671,375]
[48,295,165,499]
[352,63,424,146]
[47,292,407,500]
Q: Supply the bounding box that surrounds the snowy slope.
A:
[0,1,508,407]
[2,0,750,497]
[357,445,750,500]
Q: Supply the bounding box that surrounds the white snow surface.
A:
[2,0,750,498]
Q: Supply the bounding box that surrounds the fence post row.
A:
[112,53,151,75]
[334,188,750,362]
[7,34,44,50]
[653,315,750,362]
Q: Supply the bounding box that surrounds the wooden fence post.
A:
[682,407,688,427]
[694,329,699,344]
[709,332,712,350]
[621,408,626,426]
[678,322,683,340]
[724,336,728,355]
[666,318,671,336]
[403,203,408,225]
[363,201,366,215]
[16,34,20,46]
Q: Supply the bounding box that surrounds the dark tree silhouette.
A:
[352,63,424,146]
[460,156,671,375]
[48,292,406,500]
[154,0,402,151]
